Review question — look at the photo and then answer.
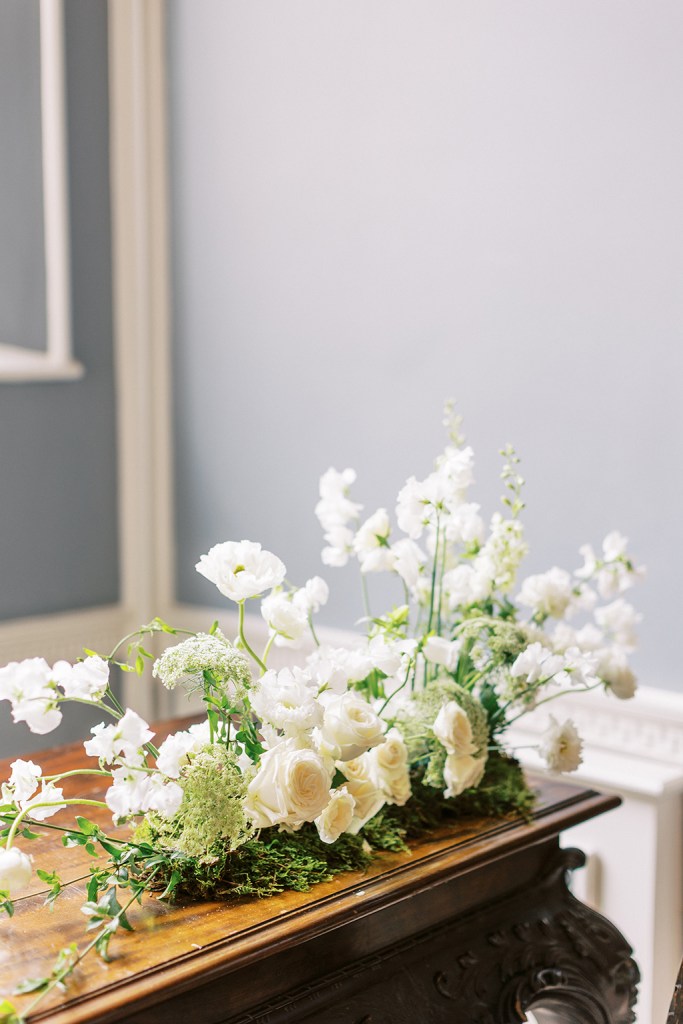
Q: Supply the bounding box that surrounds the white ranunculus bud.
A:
[0,846,32,893]
[433,701,477,757]
[443,753,486,799]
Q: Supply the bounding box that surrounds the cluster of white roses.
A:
[0,408,644,902]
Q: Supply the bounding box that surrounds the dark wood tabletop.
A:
[0,724,637,1024]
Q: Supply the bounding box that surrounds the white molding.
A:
[107,0,174,716]
[0,0,84,383]
[0,605,128,667]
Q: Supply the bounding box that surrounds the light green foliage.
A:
[392,676,489,789]
[145,746,254,863]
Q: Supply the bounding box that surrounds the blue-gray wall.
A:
[0,0,119,757]
[167,1,682,693]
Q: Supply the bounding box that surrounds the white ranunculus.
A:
[432,701,477,757]
[52,655,110,701]
[195,540,286,602]
[250,668,322,737]
[538,716,583,773]
[0,846,32,893]
[244,740,333,829]
[314,787,356,844]
[423,637,462,673]
[320,692,385,761]
[443,753,486,799]
[369,728,411,807]
[518,567,574,620]
[260,592,308,646]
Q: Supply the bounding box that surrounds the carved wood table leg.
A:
[237,846,639,1024]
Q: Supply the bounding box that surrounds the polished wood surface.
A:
[0,723,637,1024]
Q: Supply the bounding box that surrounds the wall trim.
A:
[0,605,129,668]
[108,0,174,715]
[0,0,83,382]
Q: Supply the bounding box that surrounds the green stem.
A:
[238,602,267,674]
[361,573,371,626]
[5,799,108,850]
[43,769,112,783]
[308,614,321,648]
[261,632,276,667]
[504,681,603,729]
[426,515,441,636]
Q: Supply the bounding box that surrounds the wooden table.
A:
[0,731,639,1024]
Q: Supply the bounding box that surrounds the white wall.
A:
[167,0,683,696]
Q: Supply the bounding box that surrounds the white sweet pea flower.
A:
[594,599,641,651]
[596,648,637,699]
[367,635,404,678]
[443,503,485,547]
[442,564,490,608]
[293,576,329,615]
[353,509,395,573]
[432,701,477,757]
[306,646,373,692]
[443,753,486,799]
[0,846,32,894]
[321,524,356,567]
[156,723,210,779]
[510,642,564,684]
[84,709,154,765]
[314,787,356,844]
[319,692,385,761]
[423,637,462,673]
[20,782,66,822]
[52,655,110,701]
[555,647,600,689]
[2,759,41,805]
[391,537,427,589]
[0,658,62,735]
[315,468,362,530]
[260,592,308,647]
[195,540,286,602]
[396,476,429,539]
[518,568,574,620]
[538,716,583,772]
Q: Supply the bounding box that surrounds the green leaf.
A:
[75,816,98,836]
[135,654,145,676]
[82,648,99,657]
[208,619,219,635]
[13,978,48,996]
[0,998,20,1024]
[0,898,14,919]
[19,827,42,841]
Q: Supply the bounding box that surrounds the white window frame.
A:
[0,0,83,382]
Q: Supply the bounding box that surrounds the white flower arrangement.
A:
[0,404,643,1020]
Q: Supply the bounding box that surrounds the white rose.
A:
[443,753,486,799]
[245,740,333,829]
[433,701,477,757]
[0,846,32,893]
[369,728,411,806]
[195,540,286,602]
[344,775,386,834]
[315,787,356,844]
[538,716,583,773]
[320,692,385,761]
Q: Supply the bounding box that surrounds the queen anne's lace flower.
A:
[153,631,252,695]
